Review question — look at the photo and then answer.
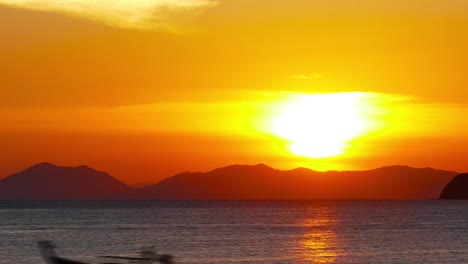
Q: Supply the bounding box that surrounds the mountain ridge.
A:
[0,162,460,200]
[141,163,458,200]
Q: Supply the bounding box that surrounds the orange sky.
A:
[1,0,468,185]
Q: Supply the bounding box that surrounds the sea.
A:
[0,200,467,264]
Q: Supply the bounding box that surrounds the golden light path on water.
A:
[269,92,390,158]
[300,212,339,263]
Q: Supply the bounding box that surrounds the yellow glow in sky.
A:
[270,92,385,158]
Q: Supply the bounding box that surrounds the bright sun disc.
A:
[271,92,378,158]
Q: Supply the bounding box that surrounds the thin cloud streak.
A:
[0,0,217,30]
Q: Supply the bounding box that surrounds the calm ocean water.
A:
[0,200,467,264]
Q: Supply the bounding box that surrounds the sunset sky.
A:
[1,0,468,185]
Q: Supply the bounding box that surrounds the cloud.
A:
[0,0,217,30]
[290,73,324,80]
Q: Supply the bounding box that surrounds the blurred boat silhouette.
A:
[99,246,174,264]
[37,241,89,264]
[38,241,174,264]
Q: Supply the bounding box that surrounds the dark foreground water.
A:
[0,200,467,264]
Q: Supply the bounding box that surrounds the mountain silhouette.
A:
[0,163,459,200]
[439,173,468,199]
[139,164,457,200]
[0,163,132,199]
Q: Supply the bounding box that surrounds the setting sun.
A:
[271,92,382,158]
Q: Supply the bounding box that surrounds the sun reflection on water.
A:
[300,213,339,263]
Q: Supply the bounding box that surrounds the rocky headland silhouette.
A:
[439,173,468,199]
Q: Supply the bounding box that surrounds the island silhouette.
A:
[0,162,131,200]
[0,162,462,200]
